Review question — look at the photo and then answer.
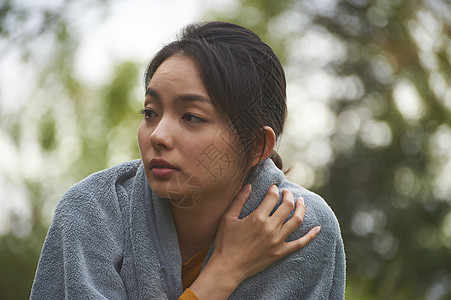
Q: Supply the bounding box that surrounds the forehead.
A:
[149,55,206,92]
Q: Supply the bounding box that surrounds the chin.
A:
[148,182,169,198]
[149,174,204,209]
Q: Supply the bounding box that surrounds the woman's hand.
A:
[213,184,320,280]
[189,184,320,299]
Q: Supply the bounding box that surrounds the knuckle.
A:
[268,236,279,248]
[262,224,274,235]
[272,250,281,258]
[251,213,266,224]
[291,214,304,226]
[283,189,293,197]
[272,246,285,258]
[267,189,279,199]
[282,197,295,209]
[267,185,279,198]
[224,213,235,223]
[261,225,277,240]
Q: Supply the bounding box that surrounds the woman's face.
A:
[138,54,241,208]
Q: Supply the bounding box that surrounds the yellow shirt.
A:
[179,288,200,300]
[178,248,209,300]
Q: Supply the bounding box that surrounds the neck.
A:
[171,191,234,263]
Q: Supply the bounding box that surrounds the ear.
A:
[250,126,276,167]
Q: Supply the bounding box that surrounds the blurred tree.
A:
[2,0,451,298]
[0,0,142,298]
[209,0,451,299]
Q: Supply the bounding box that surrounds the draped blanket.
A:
[31,159,345,299]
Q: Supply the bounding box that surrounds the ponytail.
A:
[269,150,283,170]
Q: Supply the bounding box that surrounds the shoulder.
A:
[61,160,140,201]
[235,160,346,297]
[280,181,345,294]
[55,160,141,222]
[279,180,341,240]
[67,160,140,196]
[245,159,342,236]
[283,180,339,228]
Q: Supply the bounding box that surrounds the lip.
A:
[149,158,179,177]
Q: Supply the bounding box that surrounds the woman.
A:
[31,22,345,299]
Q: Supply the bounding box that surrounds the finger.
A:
[225,184,252,218]
[281,226,321,256]
[280,197,306,238]
[253,184,280,216]
[271,190,295,226]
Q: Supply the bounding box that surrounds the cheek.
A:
[191,134,243,178]
[137,123,149,154]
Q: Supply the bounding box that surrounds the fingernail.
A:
[244,184,251,192]
[298,197,304,205]
[314,226,321,234]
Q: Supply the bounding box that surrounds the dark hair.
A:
[144,21,287,179]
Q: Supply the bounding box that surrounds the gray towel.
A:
[31,159,345,299]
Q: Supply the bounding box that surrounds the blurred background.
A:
[1,0,450,299]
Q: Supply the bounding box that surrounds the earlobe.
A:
[250,126,276,167]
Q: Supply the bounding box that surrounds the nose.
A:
[149,117,175,150]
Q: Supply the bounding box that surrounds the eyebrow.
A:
[145,88,210,104]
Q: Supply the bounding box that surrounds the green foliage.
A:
[210,0,451,299]
[74,61,142,176]
[0,230,46,300]
[39,111,57,151]
[1,0,451,299]
[0,1,143,298]
[103,62,141,126]
[0,180,49,299]
[209,0,295,62]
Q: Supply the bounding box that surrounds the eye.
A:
[182,113,204,123]
[140,109,157,119]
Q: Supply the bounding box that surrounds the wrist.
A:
[189,255,242,299]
